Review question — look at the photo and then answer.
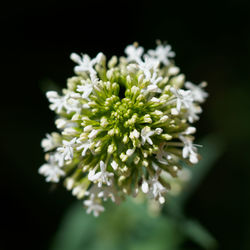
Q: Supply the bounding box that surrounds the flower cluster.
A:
[39,42,208,216]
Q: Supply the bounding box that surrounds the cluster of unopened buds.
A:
[39,42,208,216]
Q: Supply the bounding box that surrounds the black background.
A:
[1,0,250,249]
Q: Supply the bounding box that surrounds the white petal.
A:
[141,181,149,193]
[111,160,118,170]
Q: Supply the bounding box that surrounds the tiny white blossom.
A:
[87,184,120,204]
[88,129,99,139]
[62,127,79,136]
[148,44,175,66]
[186,103,202,123]
[55,118,77,129]
[125,44,144,63]
[168,66,180,75]
[88,161,114,187]
[39,154,65,183]
[50,91,82,114]
[129,129,140,140]
[95,52,106,64]
[77,83,93,100]
[156,143,172,165]
[98,186,118,203]
[57,137,76,162]
[150,72,163,87]
[53,152,65,167]
[83,194,105,217]
[138,55,159,81]
[155,128,163,135]
[170,87,193,112]
[68,100,82,114]
[143,72,163,93]
[76,139,91,156]
[41,133,60,152]
[141,126,154,145]
[70,53,97,76]
[65,178,74,190]
[179,136,199,164]
[46,91,66,113]
[72,184,86,199]
[47,91,81,114]
[183,126,196,135]
[149,173,167,204]
[185,81,208,103]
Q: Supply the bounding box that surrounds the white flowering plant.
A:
[39,42,208,216]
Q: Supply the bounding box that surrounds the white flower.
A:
[148,44,175,66]
[55,118,77,129]
[40,42,207,215]
[95,52,106,64]
[77,83,93,100]
[46,91,66,113]
[141,126,154,145]
[129,129,140,140]
[46,91,81,114]
[143,72,163,93]
[150,72,163,86]
[168,66,180,75]
[125,44,144,63]
[111,160,118,170]
[183,126,196,135]
[88,161,114,187]
[186,103,202,123]
[62,127,79,136]
[149,174,167,204]
[72,184,86,199]
[179,136,199,164]
[156,143,172,165]
[170,87,193,112]
[98,186,119,203]
[86,184,118,203]
[155,128,163,135]
[83,194,105,217]
[39,154,65,183]
[41,133,60,152]
[185,81,208,103]
[70,53,97,76]
[88,129,99,139]
[76,139,91,156]
[138,55,159,81]
[57,137,76,162]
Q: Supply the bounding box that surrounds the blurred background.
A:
[1,0,250,249]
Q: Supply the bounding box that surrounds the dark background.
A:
[1,0,250,249]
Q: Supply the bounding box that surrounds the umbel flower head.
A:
[39,42,208,216]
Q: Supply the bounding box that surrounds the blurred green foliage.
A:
[50,135,223,250]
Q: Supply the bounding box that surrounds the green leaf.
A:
[50,198,183,250]
[183,219,218,249]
